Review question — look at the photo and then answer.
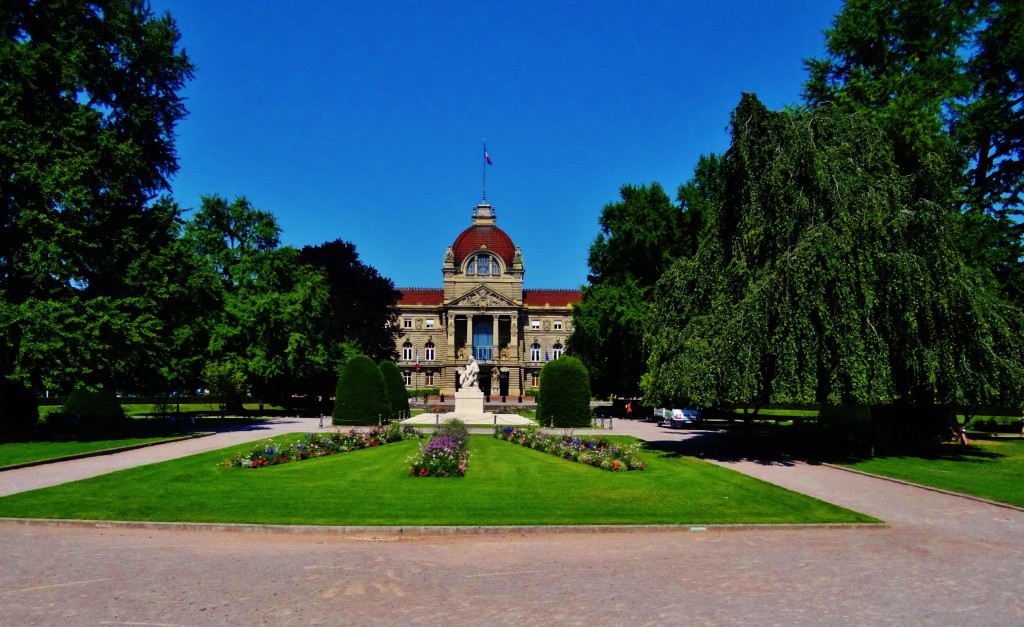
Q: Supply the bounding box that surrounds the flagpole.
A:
[482,139,487,202]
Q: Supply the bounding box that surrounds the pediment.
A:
[448,286,517,310]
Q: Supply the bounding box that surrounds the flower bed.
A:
[408,419,470,477]
[494,427,645,471]
[226,424,420,468]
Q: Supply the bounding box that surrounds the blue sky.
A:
[150,0,844,289]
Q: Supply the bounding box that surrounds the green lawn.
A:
[0,435,875,526]
[841,437,1024,508]
[0,436,181,468]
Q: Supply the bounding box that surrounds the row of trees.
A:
[1,2,400,417]
[570,0,1024,438]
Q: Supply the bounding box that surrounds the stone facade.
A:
[396,201,580,399]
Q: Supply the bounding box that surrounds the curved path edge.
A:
[822,461,1024,513]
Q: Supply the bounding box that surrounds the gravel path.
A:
[0,417,1022,625]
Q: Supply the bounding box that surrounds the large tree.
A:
[0,0,193,391]
[299,241,399,360]
[643,95,1024,431]
[183,195,328,411]
[804,0,1024,302]
[568,182,697,398]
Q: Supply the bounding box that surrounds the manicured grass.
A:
[841,437,1024,508]
[0,436,181,468]
[0,435,875,525]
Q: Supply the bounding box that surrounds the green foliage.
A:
[183,195,330,410]
[202,359,249,409]
[536,356,592,428]
[299,240,401,363]
[0,379,38,430]
[0,3,193,390]
[570,183,699,397]
[60,388,126,430]
[804,0,1024,304]
[406,387,440,398]
[332,355,389,426]
[643,94,1024,412]
[378,360,410,419]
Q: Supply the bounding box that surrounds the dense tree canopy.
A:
[568,183,696,398]
[183,195,329,410]
[298,240,399,364]
[643,94,1024,412]
[805,0,1024,302]
[0,0,193,391]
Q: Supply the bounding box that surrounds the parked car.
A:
[656,408,701,428]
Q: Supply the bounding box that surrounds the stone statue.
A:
[445,246,455,263]
[459,355,480,389]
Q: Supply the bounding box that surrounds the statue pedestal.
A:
[454,387,485,418]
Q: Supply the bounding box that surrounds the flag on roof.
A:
[485,150,492,165]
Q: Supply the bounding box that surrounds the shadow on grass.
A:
[637,423,1011,467]
[0,415,270,445]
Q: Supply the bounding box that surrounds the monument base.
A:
[454,387,485,417]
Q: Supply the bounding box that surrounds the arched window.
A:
[424,341,435,361]
[552,343,563,360]
[530,343,541,362]
[467,253,500,277]
[402,341,413,361]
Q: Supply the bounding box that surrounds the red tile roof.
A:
[451,225,516,269]
[398,288,444,306]
[523,289,581,307]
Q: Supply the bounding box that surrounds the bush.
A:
[60,387,126,431]
[407,387,441,399]
[408,419,470,477]
[0,379,39,430]
[536,356,591,428]
[378,360,410,420]
[333,355,390,426]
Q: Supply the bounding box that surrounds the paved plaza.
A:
[1,417,1022,625]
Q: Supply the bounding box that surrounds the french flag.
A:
[485,150,492,165]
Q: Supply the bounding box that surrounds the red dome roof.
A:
[451,225,516,269]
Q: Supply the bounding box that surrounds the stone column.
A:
[467,313,474,359]
[492,315,499,360]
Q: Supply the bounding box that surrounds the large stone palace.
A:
[396,200,580,399]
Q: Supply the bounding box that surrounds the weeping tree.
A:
[643,94,1024,447]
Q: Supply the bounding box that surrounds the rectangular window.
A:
[403,318,412,329]
[425,319,435,329]
[530,371,539,387]
[403,371,411,385]
[425,371,434,386]
[531,320,540,330]
[554,320,562,330]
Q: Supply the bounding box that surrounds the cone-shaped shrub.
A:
[536,356,591,428]
[333,355,389,425]
[378,360,410,420]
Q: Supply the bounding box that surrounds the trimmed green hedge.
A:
[378,360,410,419]
[333,355,389,426]
[536,356,591,428]
[407,387,441,399]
